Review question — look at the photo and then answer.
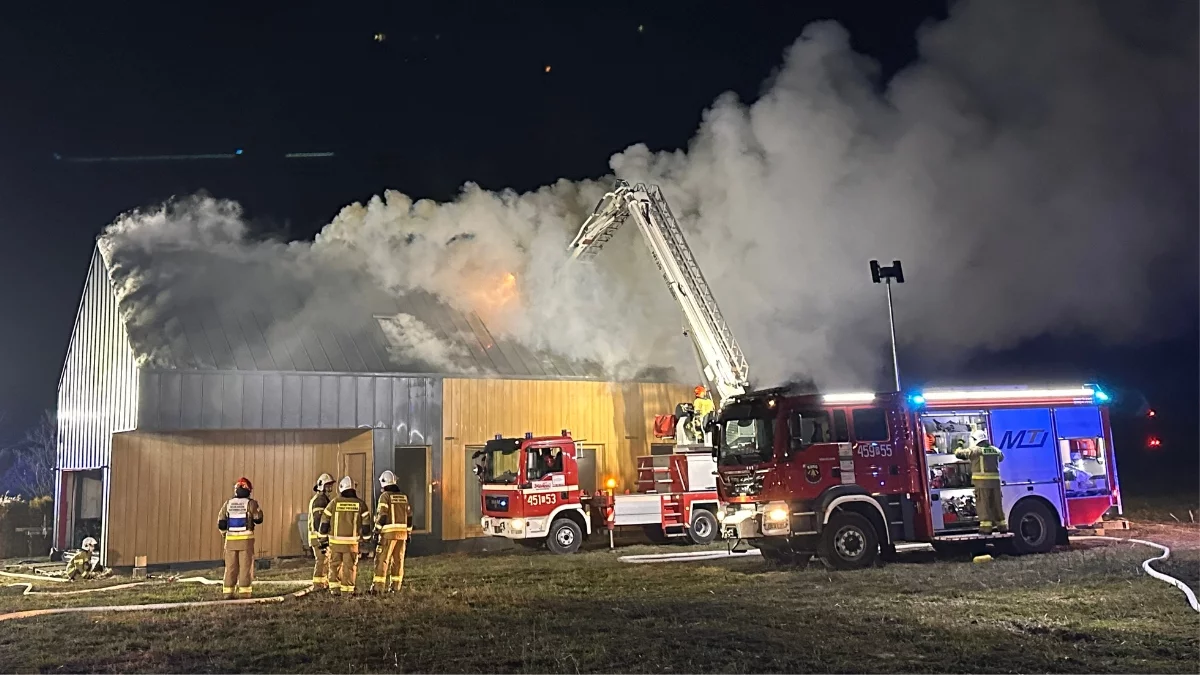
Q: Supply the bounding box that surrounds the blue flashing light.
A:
[908,393,926,407]
[235,148,243,155]
[1094,389,1110,403]
[525,432,533,439]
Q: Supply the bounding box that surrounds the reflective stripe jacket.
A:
[308,492,330,542]
[955,444,1005,482]
[218,497,263,547]
[320,494,371,547]
[375,489,412,540]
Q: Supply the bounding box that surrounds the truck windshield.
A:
[480,443,522,484]
[718,417,775,466]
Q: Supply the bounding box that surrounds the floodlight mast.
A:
[870,259,905,392]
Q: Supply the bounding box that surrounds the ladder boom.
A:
[567,180,749,404]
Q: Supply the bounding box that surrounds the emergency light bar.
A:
[823,392,876,404]
[910,385,1108,407]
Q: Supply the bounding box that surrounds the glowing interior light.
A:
[823,392,876,404]
[920,387,1095,402]
[605,477,617,490]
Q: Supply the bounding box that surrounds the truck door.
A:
[1052,405,1115,527]
[783,407,846,497]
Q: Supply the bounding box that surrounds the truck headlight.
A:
[510,518,525,532]
[761,501,789,535]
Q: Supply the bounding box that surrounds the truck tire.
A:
[688,509,719,545]
[1005,499,1056,555]
[546,518,583,555]
[818,511,879,570]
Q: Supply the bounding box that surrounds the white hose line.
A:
[3,577,309,597]
[1074,535,1199,613]
[0,584,314,623]
[0,571,69,583]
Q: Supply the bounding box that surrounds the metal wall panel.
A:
[107,429,373,564]
[56,249,140,471]
[138,371,439,437]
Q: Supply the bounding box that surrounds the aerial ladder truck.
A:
[473,181,747,552]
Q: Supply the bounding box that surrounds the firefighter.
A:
[691,385,714,441]
[65,537,98,580]
[217,477,264,599]
[319,475,371,596]
[956,440,1006,534]
[308,473,335,589]
[371,470,413,594]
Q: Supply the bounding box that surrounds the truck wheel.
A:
[688,509,719,545]
[818,512,879,570]
[1006,500,1056,555]
[546,518,582,555]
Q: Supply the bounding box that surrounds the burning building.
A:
[54,246,689,565]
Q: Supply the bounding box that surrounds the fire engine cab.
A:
[474,431,721,554]
[717,384,1122,569]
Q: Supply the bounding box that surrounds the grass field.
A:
[1,533,1197,673]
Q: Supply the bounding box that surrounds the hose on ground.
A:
[1073,535,1198,613]
[0,584,314,623]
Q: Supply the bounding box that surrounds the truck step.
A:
[932,532,1014,542]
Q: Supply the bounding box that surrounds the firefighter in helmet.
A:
[956,439,1006,534]
[691,385,715,442]
[319,476,371,596]
[308,473,335,589]
[217,477,264,599]
[65,537,98,580]
[371,470,413,594]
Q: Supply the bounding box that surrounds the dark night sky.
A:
[0,1,1195,483]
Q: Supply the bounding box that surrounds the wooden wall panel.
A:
[107,429,374,565]
[440,379,692,541]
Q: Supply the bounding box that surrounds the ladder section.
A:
[639,184,748,389]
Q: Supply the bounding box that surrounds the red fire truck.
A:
[717,384,1122,569]
[474,431,721,553]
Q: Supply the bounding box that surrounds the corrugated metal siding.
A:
[440,379,692,540]
[107,430,373,565]
[57,249,139,471]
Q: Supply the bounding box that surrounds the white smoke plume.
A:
[98,0,1196,387]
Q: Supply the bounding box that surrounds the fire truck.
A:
[474,431,721,553]
[716,384,1124,568]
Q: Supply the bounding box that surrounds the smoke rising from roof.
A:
[98,0,1197,387]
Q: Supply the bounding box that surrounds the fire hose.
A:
[0,575,313,622]
[1073,536,1198,613]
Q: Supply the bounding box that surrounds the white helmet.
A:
[378,470,397,488]
[81,537,97,551]
[315,473,334,491]
[338,476,354,493]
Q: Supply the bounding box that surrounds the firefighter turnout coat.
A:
[372,487,412,592]
[319,490,371,594]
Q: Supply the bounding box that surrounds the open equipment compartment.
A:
[920,410,990,532]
